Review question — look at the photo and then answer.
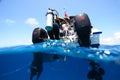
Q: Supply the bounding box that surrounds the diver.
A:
[30,28,48,80]
[47,18,67,59]
[87,61,105,80]
[30,27,64,80]
[74,13,92,47]
[47,19,60,40]
[73,13,105,80]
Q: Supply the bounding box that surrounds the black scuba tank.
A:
[32,27,48,43]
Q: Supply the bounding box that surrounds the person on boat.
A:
[47,19,60,40]
[30,28,48,80]
[87,61,105,80]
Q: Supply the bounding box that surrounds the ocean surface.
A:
[0,40,120,80]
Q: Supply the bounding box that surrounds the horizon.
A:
[0,0,120,47]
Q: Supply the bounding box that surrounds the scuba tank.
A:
[45,8,54,31]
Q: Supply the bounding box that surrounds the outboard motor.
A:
[45,8,54,31]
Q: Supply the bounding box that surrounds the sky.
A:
[0,0,120,47]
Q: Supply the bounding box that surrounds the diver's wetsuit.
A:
[47,23,60,40]
[47,22,67,60]
[30,28,48,80]
[30,53,43,80]
[75,26,91,47]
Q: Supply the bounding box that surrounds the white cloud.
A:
[26,18,39,26]
[114,32,120,39]
[5,19,16,24]
[101,32,120,45]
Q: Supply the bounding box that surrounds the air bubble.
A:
[77,50,80,54]
[62,43,65,47]
[104,50,110,55]
[42,44,47,48]
[99,55,103,59]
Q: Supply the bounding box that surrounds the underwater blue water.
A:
[0,40,120,80]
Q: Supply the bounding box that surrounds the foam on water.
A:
[0,40,120,62]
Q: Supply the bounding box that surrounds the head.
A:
[75,13,91,27]
[39,28,48,42]
[32,28,48,43]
